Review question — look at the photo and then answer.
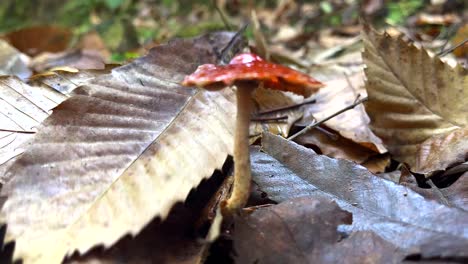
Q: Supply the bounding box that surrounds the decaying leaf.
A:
[0,31,242,264]
[362,24,468,167]
[299,72,385,153]
[0,76,67,181]
[250,133,468,257]
[415,127,468,174]
[234,196,402,264]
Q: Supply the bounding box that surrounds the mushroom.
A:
[182,52,324,216]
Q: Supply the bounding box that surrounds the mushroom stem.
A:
[222,84,255,216]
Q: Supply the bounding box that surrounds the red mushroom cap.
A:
[182,52,324,97]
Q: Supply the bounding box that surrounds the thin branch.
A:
[213,0,232,30]
[288,97,368,141]
[0,128,36,134]
[438,37,468,57]
[251,115,288,122]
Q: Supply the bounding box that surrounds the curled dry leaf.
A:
[0,32,242,264]
[415,127,468,174]
[250,133,468,257]
[362,24,468,167]
[299,72,385,153]
[234,196,402,264]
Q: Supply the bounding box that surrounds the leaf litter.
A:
[0,5,467,262]
[0,31,243,263]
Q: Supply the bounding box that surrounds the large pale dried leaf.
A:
[298,72,385,152]
[362,25,468,167]
[234,196,402,264]
[0,32,240,264]
[0,76,67,181]
[415,127,468,174]
[250,133,468,257]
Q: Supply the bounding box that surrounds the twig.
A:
[288,97,368,141]
[220,23,249,64]
[213,0,232,30]
[314,126,339,140]
[0,128,36,134]
[438,37,468,57]
[251,115,288,122]
[436,23,461,54]
[257,98,316,115]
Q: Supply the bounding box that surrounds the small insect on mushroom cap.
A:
[182,52,325,97]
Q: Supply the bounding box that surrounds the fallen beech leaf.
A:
[298,72,385,153]
[0,76,67,182]
[415,127,468,174]
[250,133,468,257]
[0,32,242,264]
[234,196,403,264]
[362,25,467,167]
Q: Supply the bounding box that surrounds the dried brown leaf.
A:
[362,25,468,167]
[234,196,402,264]
[294,128,378,165]
[0,32,241,264]
[415,127,468,174]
